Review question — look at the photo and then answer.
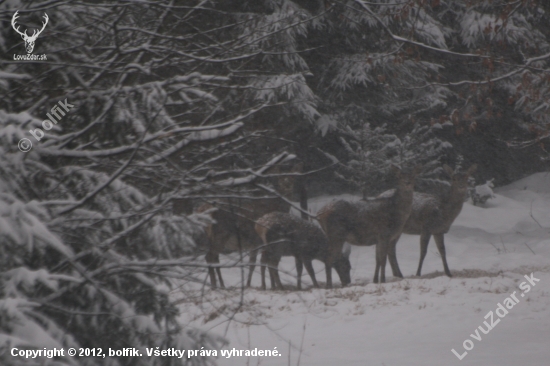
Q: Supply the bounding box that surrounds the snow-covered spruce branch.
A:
[187,134,260,174]
[351,0,550,88]
[405,52,550,89]
[43,148,291,212]
[210,152,294,187]
[56,132,144,216]
[504,133,550,149]
[142,102,271,163]
[145,123,244,163]
[255,183,316,220]
[47,207,166,279]
[37,119,244,158]
[47,152,297,271]
[353,0,495,59]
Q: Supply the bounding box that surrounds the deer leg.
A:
[325,241,344,289]
[295,256,303,290]
[268,267,277,290]
[216,261,225,289]
[260,252,268,290]
[324,261,331,289]
[269,266,284,290]
[373,242,381,283]
[205,251,218,288]
[416,230,432,277]
[374,240,389,283]
[263,252,277,290]
[387,235,403,278]
[380,240,389,283]
[433,233,452,277]
[273,256,284,290]
[246,247,258,287]
[269,267,276,289]
[266,254,282,290]
[304,258,319,288]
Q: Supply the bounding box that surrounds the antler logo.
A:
[11,11,49,54]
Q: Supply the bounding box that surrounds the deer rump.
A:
[377,191,446,235]
[255,212,345,290]
[403,193,446,235]
[260,215,327,260]
[201,199,286,253]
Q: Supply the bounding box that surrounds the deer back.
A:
[357,191,414,242]
[256,212,329,260]
[317,200,365,245]
[402,193,442,235]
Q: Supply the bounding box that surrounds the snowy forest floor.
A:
[173,173,550,366]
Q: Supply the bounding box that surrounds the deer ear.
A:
[270,165,280,174]
[342,243,351,259]
[443,164,454,177]
[390,164,401,176]
[291,162,303,173]
[467,164,478,175]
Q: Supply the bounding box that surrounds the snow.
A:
[475,179,495,199]
[174,173,550,365]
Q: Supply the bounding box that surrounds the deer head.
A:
[391,164,423,192]
[443,164,477,190]
[12,11,49,54]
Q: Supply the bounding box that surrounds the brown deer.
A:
[385,164,477,278]
[196,162,302,288]
[255,212,351,290]
[317,165,422,285]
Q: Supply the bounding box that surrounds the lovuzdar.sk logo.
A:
[12,10,48,61]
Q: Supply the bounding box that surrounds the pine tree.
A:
[0,1,321,364]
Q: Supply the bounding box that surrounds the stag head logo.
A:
[12,11,49,54]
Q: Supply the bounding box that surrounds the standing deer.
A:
[385,164,477,278]
[255,212,351,290]
[12,11,49,54]
[317,165,422,285]
[196,162,302,288]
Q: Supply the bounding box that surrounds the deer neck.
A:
[393,186,414,212]
[441,185,467,223]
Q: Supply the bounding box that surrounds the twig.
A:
[524,242,536,255]
[530,200,545,229]
[288,340,291,366]
[499,236,507,253]
[488,241,502,254]
[247,326,251,366]
[256,183,317,220]
[297,318,307,366]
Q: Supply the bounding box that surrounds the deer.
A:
[196,162,302,288]
[254,212,351,290]
[384,164,477,279]
[317,165,422,285]
[12,11,49,54]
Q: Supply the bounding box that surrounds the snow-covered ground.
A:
[174,173,550,366]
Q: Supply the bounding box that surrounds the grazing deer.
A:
[255,212,351,290]
[385,164,477,278]
[317,165,422,285]
[196,163,302,288]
